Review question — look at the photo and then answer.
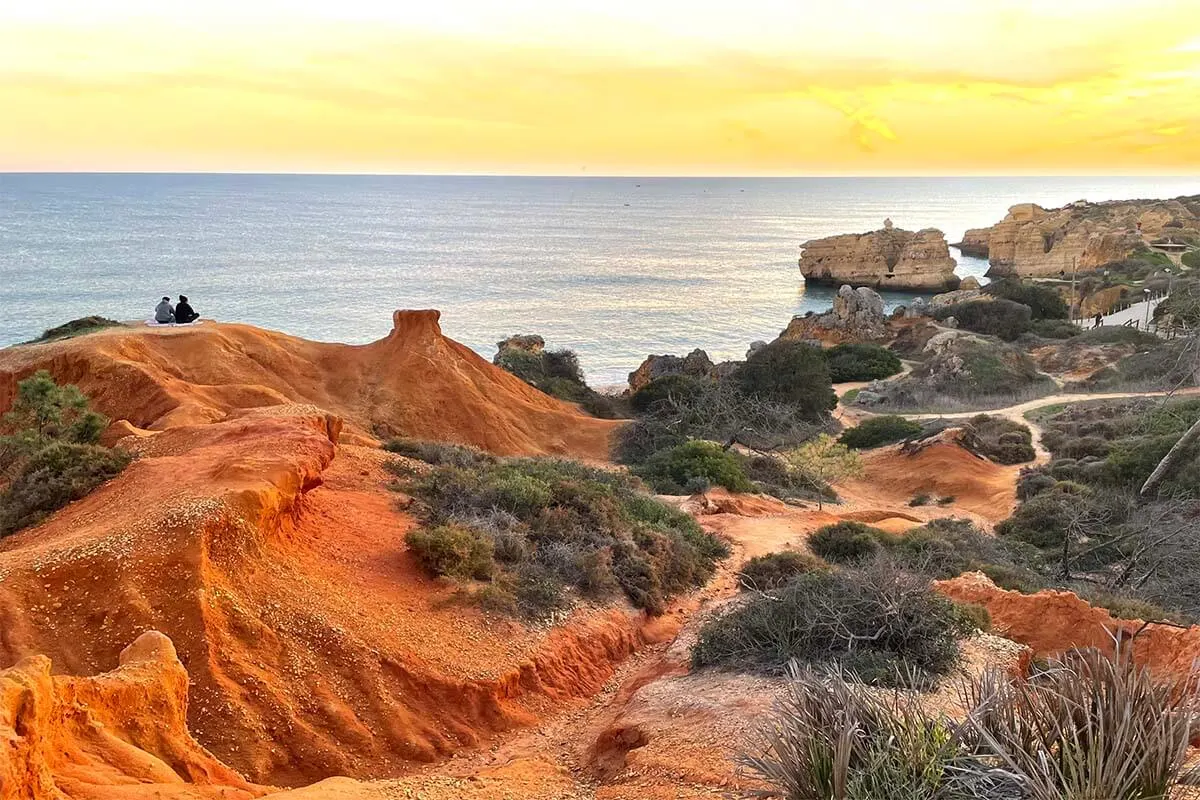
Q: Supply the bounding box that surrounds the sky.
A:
[2,0,1199,175]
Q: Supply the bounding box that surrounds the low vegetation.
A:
[861,336,1055,412]
[824,343,902,383]
[735,340,839,413]
[934,298,1033,341]
[838,415,922,449]
[495,345,624,419]
[965,414,1036,465]
[28,316,123,343]
[999,397,1200,620]
[983,277,1069,320]
[742,649,1200,800]
[389,444,729,618]
[808,521,888,564]
[630,440,752,494]
[0,371,130,537]
[736,550,826,591]
[692,560,973,686]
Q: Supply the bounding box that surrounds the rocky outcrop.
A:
[954,196,1200,278]
[493,334,545,360]
[627,349,716,392]
[0,631,264,799]
[800,224,960,292]
[778,285,888,344]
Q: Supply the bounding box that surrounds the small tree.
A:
[782,434,863,508]
[2,370,107,446]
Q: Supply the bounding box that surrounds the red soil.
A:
[0,408,645,788]
[0,311,619,459]
[841,434,1020,524]
[937,572,1200,679]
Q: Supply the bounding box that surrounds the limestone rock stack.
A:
[953,195,1200,278]
[799,223,960,292]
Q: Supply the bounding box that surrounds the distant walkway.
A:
[1075,292,1167,332]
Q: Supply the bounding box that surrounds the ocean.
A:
[2,174,1199,385]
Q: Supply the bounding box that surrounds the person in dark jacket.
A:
[175,295,200,324]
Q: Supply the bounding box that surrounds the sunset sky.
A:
[2,0,1199,175]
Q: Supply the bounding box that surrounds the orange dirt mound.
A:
[937,572,1200,679]
[0,310,619,459]
[0,409,646,787]
[0,630,265,800]
[842,435,1018,523]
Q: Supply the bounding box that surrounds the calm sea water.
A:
[2,174,1199,384]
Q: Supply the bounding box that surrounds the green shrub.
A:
[839,416,922,449]
[909,493,930,506]
[494,348,545,384]
[984,278,1069,320]
[629,373,708,413]
[0,371,128,538]
[494,345,623,419]
[995,491,1076,548]
[405,524,495,580]
[1080,589,1176,623]
[1029,319,1080,339]
[967,414,1036,465]
[395,455,728,617]
[935,298,1033,341]
[1072,326,1161,347]
[1183,250,1200,269]
[808,521,888,564]
[0,443,131,536]
[886,518,1044,585]
[632,440,753,494]
[692,563,971,682]
[735,340,837,414]
[29,316,123,344]
[953,601,991,632]
[382,437,494,468]
[824,343,903,383]
[738,550,826,591]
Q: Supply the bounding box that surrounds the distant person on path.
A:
[175,295,199,324]
[154,297,175,324]
[1094,312,1103,329]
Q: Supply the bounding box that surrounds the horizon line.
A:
[5,170,1200,179]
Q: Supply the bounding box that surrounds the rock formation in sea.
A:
[777,285,889,344]
[954,195,1200,278]
[799,223,960,292]
[627,349,718,392]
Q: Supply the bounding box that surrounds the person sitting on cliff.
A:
[154,297,175,324]
[174,295,200,324]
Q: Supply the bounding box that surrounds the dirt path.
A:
[895,387,1200,464]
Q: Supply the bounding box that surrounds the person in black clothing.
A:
[175,295,200,324]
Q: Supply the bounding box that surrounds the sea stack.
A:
[799,223,960,292]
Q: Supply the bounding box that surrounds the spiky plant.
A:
[738,664,986,800]
[965,644,1200,800]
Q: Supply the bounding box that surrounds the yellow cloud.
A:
[1,1,1199,173]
